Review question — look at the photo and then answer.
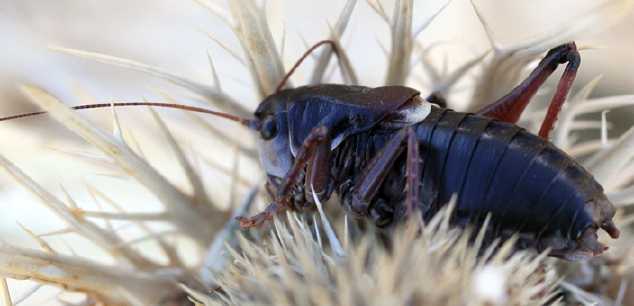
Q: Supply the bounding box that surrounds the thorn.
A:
[470,0,501,53]
[0,278,12,306]
[17,222,56,254]
[279,23,287,60]
[310,186,345,258]
[412,0,453,39]
[203,32,247,67]
[13,284,42,305]
[207,51,223,91]
[366,0,390,24]
[110,103,125,143]
[601,110,609,147]
[200,187,259,285]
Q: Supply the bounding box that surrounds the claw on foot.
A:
[601,220,620,239]
[237,203,282,228]
[578,227,609,256]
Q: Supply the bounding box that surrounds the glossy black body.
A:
[255,84,418,178]
[332,106,605,241]
[255,84,611,250]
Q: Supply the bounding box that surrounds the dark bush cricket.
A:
[1,40,620,261]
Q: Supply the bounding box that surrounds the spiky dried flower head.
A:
[202,208,560,306]
[0,0,633,305]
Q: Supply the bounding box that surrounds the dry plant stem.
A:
[187,112,258,159]
[208,52,223,91]
[469,0,634,112]
[471,0,634,54]
[180,284,216,306]
[229,0,286,97]
[427,50,489,99]
[201,157,255,188]
[325,25,360,85]
[149,108,212,208]
[86,185,184,267]
[0,278,11,306]
[609,185,634,207]
[384,0,413,86]
[20,85,222,246]
[203,32,248,67]
[193,0,232,26]
[310,0,358,84]
[512,0,634,54]
[81,210,169,221]
[311,191,345,258]
[586,126,634,191]
[47,146,125,176]
[17,223,56,255]
[199,187,259,286]
[49,47,251,118]
[366,0,390,25]
[554,87,634,150]
[12,284,42,305]
[468,50,538,111]
[0,244,176,306]
[383,0,453,86]
[412,0,453,39]
[14,284,44,305]
[0,154,156,269]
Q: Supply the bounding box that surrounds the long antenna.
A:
[0,102,257,128]
[275,40,339,93]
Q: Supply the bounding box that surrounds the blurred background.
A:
[0,0,633,304]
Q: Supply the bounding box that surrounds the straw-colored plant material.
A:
[202,209,559,306]
[384,0,413,86]
[0,243,178,306]
[0,278,12,306]
[19,85,224,246]
[0,1,633,305]
[0,154,156,269]
[49,46,251,118]
[468,0,634,111]
[310,0,358,85]
[228,0,286,97]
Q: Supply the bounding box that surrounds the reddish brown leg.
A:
[238,126,330,228]
[477,43,580,139]
[275,126,329,204]
[236,203,282,228]
[304,137,332,201]
[350,128,409,216]
[403,127,422,217]
[538,50,579,138]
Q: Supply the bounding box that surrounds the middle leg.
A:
[403,127,423,218]
[349,128,408,217]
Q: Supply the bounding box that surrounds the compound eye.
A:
[260,117,278,140]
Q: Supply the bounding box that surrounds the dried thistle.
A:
[201,208,560,306]
[0,1,633,306]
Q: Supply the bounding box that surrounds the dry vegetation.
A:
[1,0,634,305]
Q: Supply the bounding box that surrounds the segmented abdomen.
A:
[416,108,605,239]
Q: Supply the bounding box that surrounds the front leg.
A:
[238,126,331,228]
[276,126,330,206]
[303,131,332,205]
